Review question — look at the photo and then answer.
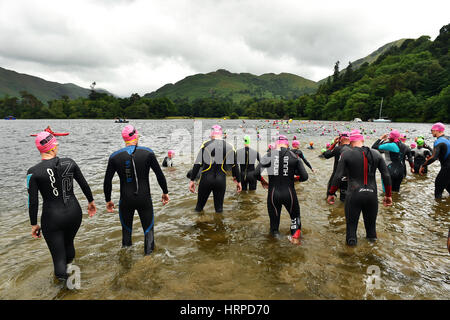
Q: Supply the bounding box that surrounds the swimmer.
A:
[327,130,392,246]
[236,135,261,191]
[291,140,314,173]
[162,150,175,167]
[419,123,450,199]
[307,142,314,149]
[27,132,97,281]
[323,132,351,201]
[104,125,169,255]
[188,125,241,213]
[411,138,432,174]
[254,135,309,244]
[372,130,414,192]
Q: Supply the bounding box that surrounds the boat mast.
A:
[379,97,383,119]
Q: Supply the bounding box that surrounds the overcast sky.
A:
[0,0,448,97]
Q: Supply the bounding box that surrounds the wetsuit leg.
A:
[136,198,155,255]
[63,219,82,264]
[195,175,213,212]
[267,188,283,235]
[248,179,257,191]
[212,174,226,213]
[247,171,257,190]
[119,200,134,247]
[42,230,69,279]
[344,191,361,246]
[283,187,301,235]
[361,192,378,240]
[241,172,248,191]
[435,166,450,199]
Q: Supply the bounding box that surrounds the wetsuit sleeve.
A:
[190,147,203,182]
[231,149,241,182]
[323,147,337,159]
[375,151,392,197]
[423,143,444,166]
[254,153,271,180]
[405,148,414,168]
[328,153,347,195]
[162,157,168,167]
[372,139,382,150]
[149,153,169,194]
[103,156,116,202]
[73,162,94,203]
[296,158,309,182]
[299,152,313,170]
[27,169,39,226]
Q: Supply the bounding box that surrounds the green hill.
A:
[144,69,318,102]
[318,39,407,84]
[0,66,108,103]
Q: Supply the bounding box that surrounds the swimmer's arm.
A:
[328,154,346,195]
[103,157,116,202]
[422,144,441,166]
[377,142,399,153]
[73,162,94,203]
[190,148,203,182]
[322,148,335,159]
[376,152,392,197]
[299,153,313,170]
[27,170,39,226]
[371,139,382,150]
[231,150,241,182]
[149,153,169,194]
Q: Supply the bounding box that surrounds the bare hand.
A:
[234,180,242,193]
[162,193,169,205]
[327,195,335,205]
[31,225,41,239]
[410,167,415,174]
[383,196,392,207]
[419,166,425,176]
[88,201,97,217]
[189,181,196,193]
[106,201,115,213]
[380,134,388,140]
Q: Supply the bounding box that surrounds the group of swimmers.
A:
[26,122,449,283]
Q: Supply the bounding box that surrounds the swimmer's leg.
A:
[212,176,226,213]
[137,200,155,255]
[361,193,378,241]
[43,230,68,280]
[119,201,134,247]
[267,189,282,236]
[195,178,212,212]
[344,192,360,246]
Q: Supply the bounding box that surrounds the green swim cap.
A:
[244,135,251,144]
[321,148,327,153]
[417,138,424,146]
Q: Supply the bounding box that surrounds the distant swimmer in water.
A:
[323,132,351,201]
[188,125,241,213]
[327,130,392,246]
[254,135,308,244]
[236,135,261,191]
[291,140,314,173]
[372,130,413,192]
[162,150,175,167]
[419,122,450,199]
[104,125,169,255]
[307,141,314,149]
[411,138,432,174]
[27,132,97,281]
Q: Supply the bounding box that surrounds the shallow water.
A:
[0,119,448,300]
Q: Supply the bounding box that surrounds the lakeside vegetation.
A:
[1,24,448,123]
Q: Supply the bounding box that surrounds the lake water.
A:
[0,119,448,299]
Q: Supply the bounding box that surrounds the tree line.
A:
[1,24,448,122]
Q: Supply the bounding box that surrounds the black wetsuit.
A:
[422,135,450,199]
[104,145,168,254]
[162,156,173,167]
[291,148,313,171]
[372,140,409,192]
[27,157,94,279]
[255,147,308,236]
[323,144,351,201]
[401,143,414,177]
[329,146,392,245]
[411,146,432,173]
[236,146,260,191]
[190,139,240,213]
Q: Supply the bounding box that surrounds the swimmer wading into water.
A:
[27,132,97,281]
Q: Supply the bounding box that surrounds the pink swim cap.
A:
[276,135,289,146]
[122,125,138,142]
[349,129,364,142]
[431,122,445,132]
[292,140,300,148]
[210,125,223,137]
[35,131,58,153]
[168,149,175,156]
[389,129,400,142]
[410,143,417,149]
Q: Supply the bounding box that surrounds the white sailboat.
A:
[373,97,391,123]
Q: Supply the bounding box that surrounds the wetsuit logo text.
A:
[46,168,59,197]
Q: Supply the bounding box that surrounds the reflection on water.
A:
[0,119,448,300]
